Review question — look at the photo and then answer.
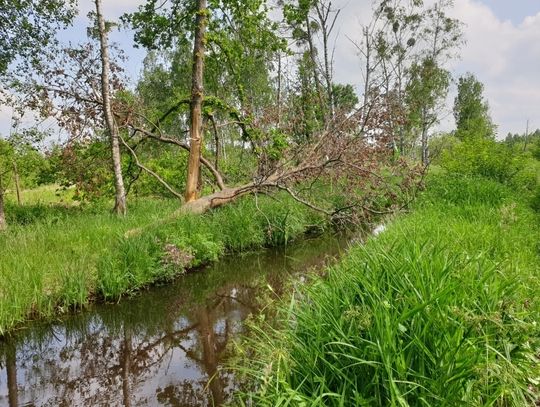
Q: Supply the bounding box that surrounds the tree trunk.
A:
[305,15,326,124]
[197,307,225,406]
[315,1,339,119]
[95,0,127,215]
[12,160,21,205]
[322,28,334,118]
[211,120,220,172]
[0,177,6,231]
[277,52,282,126]
[421,108,429,166]
[421,126,428,165]
[362,27,371,119]
[185,0,208,203]
[179,171,282,215]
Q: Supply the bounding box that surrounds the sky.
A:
[1,0,539,139]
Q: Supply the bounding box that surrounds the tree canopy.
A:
[0,0,77,74]
[453,73,495,139]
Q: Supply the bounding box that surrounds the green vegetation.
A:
[0,198,174,335]
[97,192,326,300]
[0,192,326,336]
[1,0,539,403]
[234,173,540,406]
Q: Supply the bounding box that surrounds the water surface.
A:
[0,234,348,407]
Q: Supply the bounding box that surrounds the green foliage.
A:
[0,134,58,197]
[289,51,326,140]
[439,136,524,184]
[0,187,328,333]
[453,73,495,140]
[267,129,289,160]
[128,0,284,108]
[437,131,540,207]
[0,139,14,176]
[0,0,76,75]
[405,57,450,133]
[55,139,114,202]
[129,0,286,183]
[129,147,188,198]
[533,137,540,160]
[0,197,178,335]
[235,174,540,406]
[505,128,540,150]
[332,83,359,113]
[531,185,540,212]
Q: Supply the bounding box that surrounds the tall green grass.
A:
[0,199,178,335]
[96,194,326,300]
[234,174,540,406]
[0,191,326,335]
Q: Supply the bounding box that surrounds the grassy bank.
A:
[235,174,540,406]
[0,192,325,336]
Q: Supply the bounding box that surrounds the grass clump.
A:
[97,193,326,300]
[234,174,540,406]
[0,198,178,335]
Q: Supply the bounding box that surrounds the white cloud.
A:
[0,105,12,138]
[447,0,540,135]
[78,0,146,19]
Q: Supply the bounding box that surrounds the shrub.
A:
[439,136,524,184]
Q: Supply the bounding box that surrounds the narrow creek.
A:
[0,233,350,406]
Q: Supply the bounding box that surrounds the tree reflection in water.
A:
[0,234,347,406]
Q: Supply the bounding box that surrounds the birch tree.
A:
[95,0,127,214]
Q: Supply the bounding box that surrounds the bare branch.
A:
[128,125,226,191]
[118,133,184,201]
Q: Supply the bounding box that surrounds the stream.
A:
[0,233,350,407]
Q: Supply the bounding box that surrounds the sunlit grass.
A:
[234,174,540,406]
[5,184,76,205]
[0,187,327,335]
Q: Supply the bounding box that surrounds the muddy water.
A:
[0,234,349,407]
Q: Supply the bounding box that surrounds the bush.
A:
[439,136,524,184]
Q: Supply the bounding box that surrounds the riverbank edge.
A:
[232,173,540,406]
[0,192,374,337]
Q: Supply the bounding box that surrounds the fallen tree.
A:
[120,90,423,223]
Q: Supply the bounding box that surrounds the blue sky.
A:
[1,0,539,138]
[486,0,539,24]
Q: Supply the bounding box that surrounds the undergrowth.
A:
[233,174,540,406]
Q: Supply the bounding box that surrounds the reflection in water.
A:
[0,234,348,406]
[5,342,16,407]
